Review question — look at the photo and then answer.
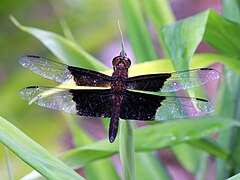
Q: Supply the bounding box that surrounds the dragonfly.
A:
[19,51,220,143]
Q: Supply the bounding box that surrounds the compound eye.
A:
[125,58,131,68]
[112,57,120,66]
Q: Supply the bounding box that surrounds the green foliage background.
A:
[0,0,240,179]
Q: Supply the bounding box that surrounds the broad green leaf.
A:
[161,10,209,70]
[162,9,240,70]
[120,0,158,61]
[0,116,83,180]
[60,117,238,169]
[10,16,107,71]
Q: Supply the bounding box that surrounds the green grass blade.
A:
[222,0,240,23]
[140,0,175,57]
[188,139,229,161]
[4,147,13,180]
[119,121,135,180]
[10,16,107,71]
[120,0,158,62]
[215,70,235,179]
[196,153,209,180]
[65,115,120,180]
[227,173,240,180]
[135,152,170,180]
[59,117,238,169]
[0,116,83,180]
[59,19,76,42]
[172,144,201,173]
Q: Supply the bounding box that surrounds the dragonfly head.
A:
[112,55,131,70]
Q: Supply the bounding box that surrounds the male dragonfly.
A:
[19,52,220,143]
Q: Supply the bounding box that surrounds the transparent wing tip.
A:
[18,55,40,67]
[196,97,215,114]
[200,68,221,81]
[18,86,40,102]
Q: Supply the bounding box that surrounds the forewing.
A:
[120,90,214,120]
[19,86,112,118]
[126,68,220,92]
[19,55,112,87]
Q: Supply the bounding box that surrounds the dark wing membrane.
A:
[19,86,112,118]
[70,89,112,117]
[120,90,214,120]
[19,55,112,87]
[126,68,220,92]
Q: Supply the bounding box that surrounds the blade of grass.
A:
[135,152,171,180]
[141,0,175,57]
[59,117,237,169]
[64,115,120,180]
[10,16,107,71]
[215,70,235,179]
[120,0,158,61]
[172,144,201,174]
[216,1,240,178]
[119,121,135,180]
[227,173,240,180]
[4,147,13,180]
[188,139,229,161]
[0,116,84,180]
[23,116,237,179]
[59,19,76,42]
[196,153,209,180]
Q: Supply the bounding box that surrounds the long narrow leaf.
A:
[0,116,83,180]
[120,0,158,61]
[65,115,120,180]
[119,121,135,180]
[60,117,239,169]
[141,0,175,57]
[135,152,170,180]
[10,16,107,71]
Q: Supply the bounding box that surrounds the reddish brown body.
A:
[109,55,131,143]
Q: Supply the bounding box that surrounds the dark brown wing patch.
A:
[68,66,112,87]
[120,90,166,120]
[70,89,113,118]
[126,74,171,91]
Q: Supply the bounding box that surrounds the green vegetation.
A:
[0,0,240,179]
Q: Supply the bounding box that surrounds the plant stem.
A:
[4,147,13,180]
[119,120,135,180]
